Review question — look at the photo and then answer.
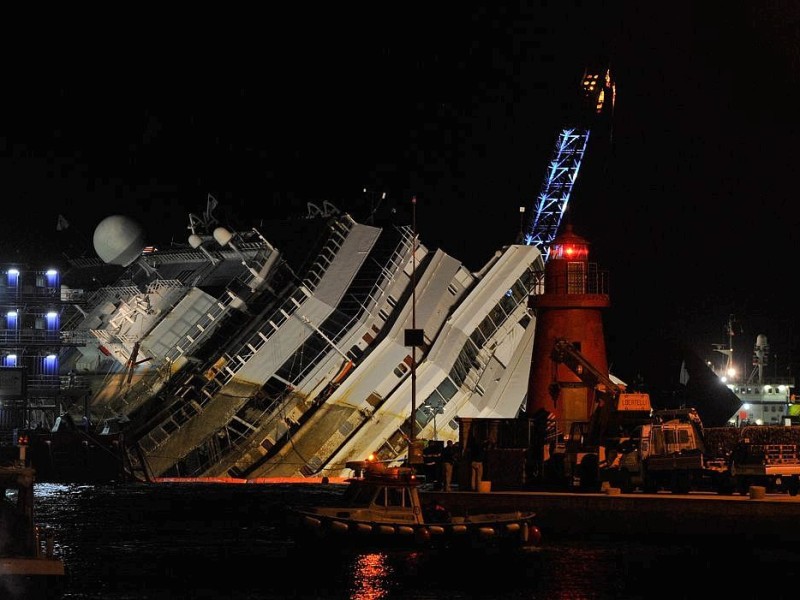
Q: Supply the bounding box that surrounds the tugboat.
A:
[0,447,65,598]
[285,456,541,553]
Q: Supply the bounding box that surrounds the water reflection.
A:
[33,482,73,499]
[347,552,392,600]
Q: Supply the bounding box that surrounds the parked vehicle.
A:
[603,413,800,495]
[602,408,727,493]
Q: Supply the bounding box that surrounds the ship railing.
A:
[0,330,62,345]
[89,329,115,344]
[300,215,354,293]
[537,263,609,296]
[356,225,416,312]
[66,256,106,269]
[148,249,215,265]
[60,287,89,303]
[60,329,95,346]
[89,330,140,345]
[740,377,795,388]
[62,284,145,332]
[145,279,186,294]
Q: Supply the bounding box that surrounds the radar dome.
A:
[93,215,146,266]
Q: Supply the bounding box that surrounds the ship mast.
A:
[409,196,418,464]
[712,314,737,382]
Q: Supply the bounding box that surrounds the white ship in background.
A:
[705,315,795,426]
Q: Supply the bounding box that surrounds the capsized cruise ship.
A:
[56,199,544,480]
[51,65,617,480]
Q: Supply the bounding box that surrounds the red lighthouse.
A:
[525,224,610,435]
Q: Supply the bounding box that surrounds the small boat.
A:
[0,454,66,598]
[285,458,541,553]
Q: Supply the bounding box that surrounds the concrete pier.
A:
[420,489,800,543]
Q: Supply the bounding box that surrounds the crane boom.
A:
[523,67,615,260]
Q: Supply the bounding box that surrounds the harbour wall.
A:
[420,489,800,544]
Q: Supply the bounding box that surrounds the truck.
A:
[706,425,800,495]
[602,408,729,494]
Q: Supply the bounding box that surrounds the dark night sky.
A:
[1,2,799,390]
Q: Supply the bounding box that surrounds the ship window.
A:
[509,279,529,304]
[415,405,432,428]
[436,378,458,402]
[451,353,470,387]
[386,487,406,507]
[447,283,458,296]
[378,309,390,321]
[393,362,409,378]
[470,328,487,348]
[387,295,397,307]
[488,303,507,328]
[345,485,376,507]
[478,317,495,344]
[498,290,517,317]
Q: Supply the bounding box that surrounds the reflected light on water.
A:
[33,483,76,498]
[347,552,392,600]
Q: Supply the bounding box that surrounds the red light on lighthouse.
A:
[549,232,589,261]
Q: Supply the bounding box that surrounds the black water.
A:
[28,482,800,599]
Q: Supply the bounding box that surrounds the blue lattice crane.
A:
[522,67,616,260]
